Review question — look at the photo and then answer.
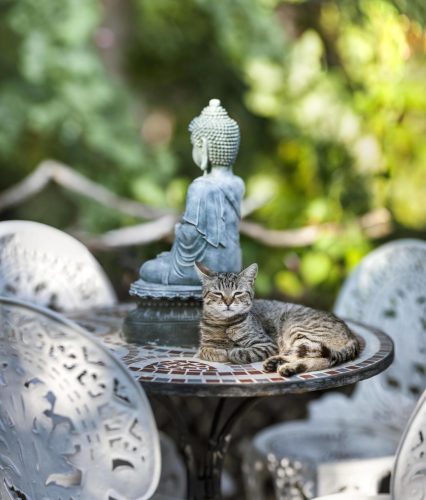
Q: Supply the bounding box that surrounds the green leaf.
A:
[300,252,333,286]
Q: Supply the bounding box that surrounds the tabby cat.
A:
[195,262,360,377]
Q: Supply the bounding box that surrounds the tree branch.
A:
[78,215,178,250]
[0,160,172,219]
[0,159,266,219]
[241,193,272,218]
[0,160,393,250]
[240,208,392,247]
[77,208,392,250]
[240,220,336,247]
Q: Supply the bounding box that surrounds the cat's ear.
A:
[238,263,258,286]
[195,261,214,283]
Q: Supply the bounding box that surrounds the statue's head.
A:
[189,99,240,171]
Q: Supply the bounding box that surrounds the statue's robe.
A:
[167,173,245,283]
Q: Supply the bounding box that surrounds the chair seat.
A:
[317,456,394,496]
[254,419,399,464]
[314,495,389,500]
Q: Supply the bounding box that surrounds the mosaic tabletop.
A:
[67,304,394,397]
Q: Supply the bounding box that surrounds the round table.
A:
[68,304,394,500]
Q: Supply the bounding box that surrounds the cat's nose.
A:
[224,296,234,306]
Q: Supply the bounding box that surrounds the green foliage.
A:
[1,0,425,306]
[0,0,150,191]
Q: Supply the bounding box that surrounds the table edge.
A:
[142,322,394,397]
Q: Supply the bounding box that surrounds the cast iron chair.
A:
[0,220,117,311]
[0,297,161,499]
[0,220,186,498]
[313,387,426,500]
[244,239,426,499]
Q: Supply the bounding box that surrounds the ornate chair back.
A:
[310,239,426,432]
[246,240,426,500]
[392,388,426,499]
[0,297,161,500]
[0,220,117,311]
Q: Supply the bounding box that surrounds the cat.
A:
[195,262,360,377]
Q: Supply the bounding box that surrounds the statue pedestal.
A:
[130,278,202,300]
[123,297,202,348]
[127,99,243,346]
[127,279,202,347]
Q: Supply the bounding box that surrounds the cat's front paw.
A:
[277,361,307,378]
[263,355,288,372]
[198,347,229,363]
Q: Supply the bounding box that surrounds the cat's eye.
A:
[233,291,244,297]
[211,291,224,298]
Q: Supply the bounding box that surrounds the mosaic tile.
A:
[67,310,393,394]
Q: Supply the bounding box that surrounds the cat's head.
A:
[195,262,257,318]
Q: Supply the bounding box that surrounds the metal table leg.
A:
[202,397,260,499]
[154,396,260,499]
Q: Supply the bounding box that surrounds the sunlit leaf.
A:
[275,270,304,297]
[300,252,333,286]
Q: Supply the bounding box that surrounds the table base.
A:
[154,396,260,500]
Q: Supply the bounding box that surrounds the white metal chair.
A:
[313,387,426,500]
[244,239,426,499]
[313,497,383,500]
[0,220,187,498]
[0,296,161,499]
[0,220,117,311]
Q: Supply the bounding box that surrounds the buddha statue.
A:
[130,98,244,299]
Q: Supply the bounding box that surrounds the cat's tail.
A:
[328,336,360,366]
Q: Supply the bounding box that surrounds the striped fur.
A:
[195,263,360,377]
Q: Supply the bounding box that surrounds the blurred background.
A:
[1,1,425,497]
[1,0,426,308]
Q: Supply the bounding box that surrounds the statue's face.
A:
[191,135,208,171]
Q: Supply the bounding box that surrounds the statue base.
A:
[123,298,202,348]
[129,278,203,300]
